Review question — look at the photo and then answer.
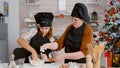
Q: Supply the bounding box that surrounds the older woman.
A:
[41,3,94,63]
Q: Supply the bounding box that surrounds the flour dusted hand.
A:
[29,56,44,66]
[40,47,45,53]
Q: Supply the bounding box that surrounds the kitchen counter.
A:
[0,63,86,68]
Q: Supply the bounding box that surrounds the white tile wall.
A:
[52,16,71,37]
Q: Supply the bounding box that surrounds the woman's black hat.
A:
[71,3,90,22]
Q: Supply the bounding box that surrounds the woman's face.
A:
[39,26,50,37]
[71,17,84,28]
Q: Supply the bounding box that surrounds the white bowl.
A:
[28,56,45,66]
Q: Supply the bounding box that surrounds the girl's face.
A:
[39,26,50,37]
[71,17,84,28]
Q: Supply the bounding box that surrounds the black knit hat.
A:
[71,3,90,22]
[34,12,54,27]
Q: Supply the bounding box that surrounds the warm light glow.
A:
[59,14,65,19]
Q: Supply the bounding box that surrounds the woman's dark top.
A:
[64,23,86,63]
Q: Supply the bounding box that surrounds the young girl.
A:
[13,12,54,63]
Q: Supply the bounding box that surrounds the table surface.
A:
[0,63,86,68]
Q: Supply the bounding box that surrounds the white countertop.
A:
[23,63,60,68]
[0,63,86,68]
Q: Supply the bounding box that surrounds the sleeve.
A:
[20,28,37,42]
[55,25,72,50]
[80,25,94,56]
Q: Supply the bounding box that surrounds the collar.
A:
[73,22,86,31]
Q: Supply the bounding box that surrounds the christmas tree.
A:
[99,0,120,53]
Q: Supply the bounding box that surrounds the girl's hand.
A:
[47,58,54,62]
[41,54,48,61]
[41,54,55,62]
[31,52,39,61]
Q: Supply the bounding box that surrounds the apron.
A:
[64,23,86,63]
[30,33,51,57]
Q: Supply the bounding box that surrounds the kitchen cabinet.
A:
[86,0,99,4]
[25,0,40,5]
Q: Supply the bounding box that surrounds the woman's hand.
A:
[52,54,66,62]
[41,42,58,50]
[41,43,51,50]
[31,51,39,61]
